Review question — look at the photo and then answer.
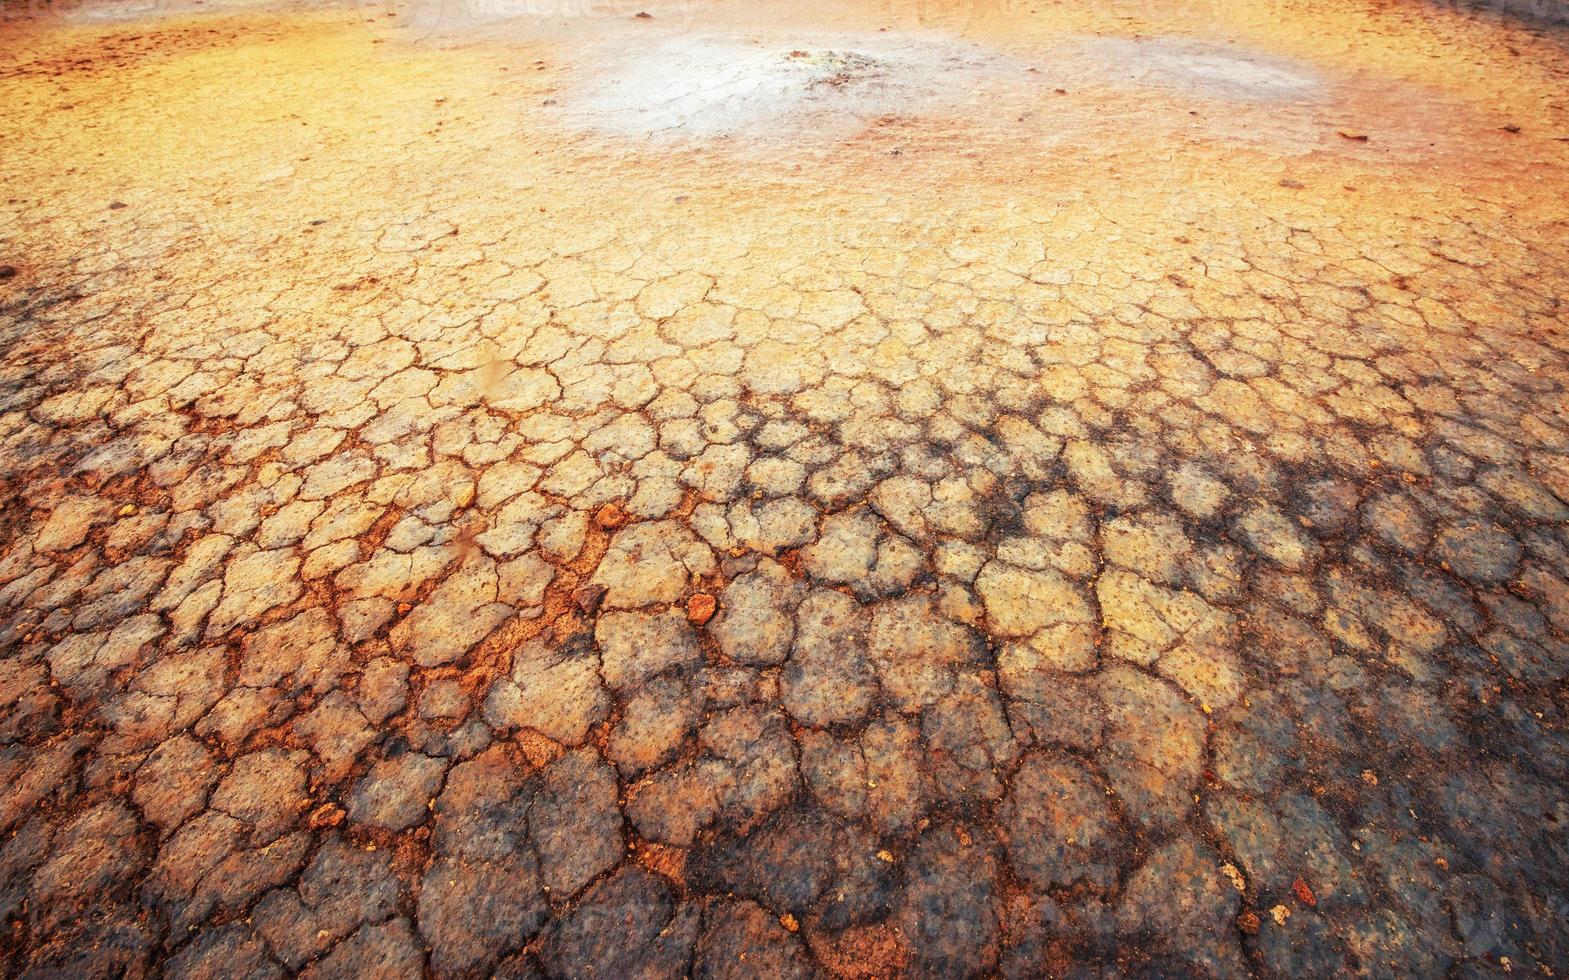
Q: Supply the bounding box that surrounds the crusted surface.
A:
[2,0,1569,974]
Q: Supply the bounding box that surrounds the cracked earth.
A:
[2,0,1569,974]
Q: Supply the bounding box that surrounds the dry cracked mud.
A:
[2,0,1569,974]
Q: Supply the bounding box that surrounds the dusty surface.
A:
[2,0,1569,974]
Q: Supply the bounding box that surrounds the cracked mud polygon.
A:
[2,0,1569,975]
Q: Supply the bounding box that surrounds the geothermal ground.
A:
[1,0,1569,975]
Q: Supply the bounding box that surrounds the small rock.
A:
[687,593,717,625]
[574,585,607,615]
[309,803,346,829]
[594,502,629,529]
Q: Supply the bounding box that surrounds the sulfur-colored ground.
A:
[1,0,1568,974]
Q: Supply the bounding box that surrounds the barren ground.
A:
[2,0,1569,974]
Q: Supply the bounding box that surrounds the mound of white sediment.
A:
[1081,37,1320,101]
[563,34,1013,139]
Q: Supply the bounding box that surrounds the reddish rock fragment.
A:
[594,502,629,529]
[574,584,608,615]
[686,593,717,625]
[309,802,346,829]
